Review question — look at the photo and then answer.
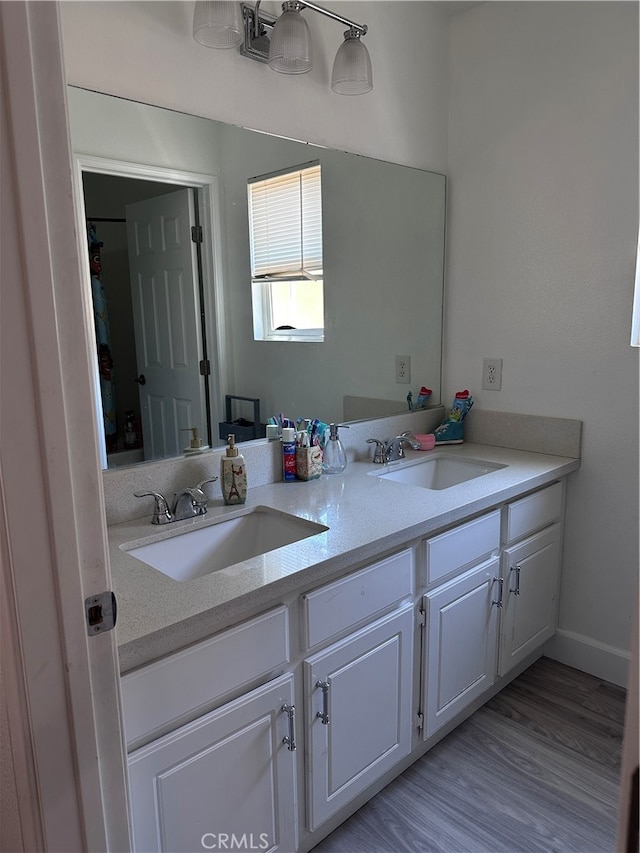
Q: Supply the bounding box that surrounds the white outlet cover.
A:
[482,357,502,390]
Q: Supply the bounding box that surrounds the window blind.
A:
[248,163,322,279]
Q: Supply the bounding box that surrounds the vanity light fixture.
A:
[193,0,373,95]
[193,1,244,49]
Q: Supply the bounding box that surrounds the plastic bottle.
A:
[322,423,348,473]
[281,427,297,482]
[220,434,247,505]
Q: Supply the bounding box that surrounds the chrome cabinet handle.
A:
[316,680,330,725]
[511,564,521,595]
[492,576,504,608]
[282,704,296,751]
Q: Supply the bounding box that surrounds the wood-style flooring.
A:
[312,657,626,853]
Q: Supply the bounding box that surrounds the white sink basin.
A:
[372,454,506,490]
[123,507,328,582]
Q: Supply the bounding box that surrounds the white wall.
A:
[60,1,639,677]
[60,1,452,172]
[446,2,638,675]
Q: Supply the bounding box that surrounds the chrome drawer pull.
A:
[282,704,296,751]
[492,576,504,608]
[511,564,521,595]
[316,680,330,725]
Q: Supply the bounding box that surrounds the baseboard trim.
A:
[544,628,630,687]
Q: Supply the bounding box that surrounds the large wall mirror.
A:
[68,87,446,470]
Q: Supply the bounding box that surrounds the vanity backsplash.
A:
[102,407,446,526]
[101,407,581,527]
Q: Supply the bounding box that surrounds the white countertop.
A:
[109,443,580,672]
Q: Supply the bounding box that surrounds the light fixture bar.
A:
[294,0,367,36]
[239,1,368,64]
[211,1,372,92]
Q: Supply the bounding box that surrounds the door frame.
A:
[1,2,130,849]
[72,154,227,467]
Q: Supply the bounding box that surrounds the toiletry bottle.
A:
[220,434,247,505]
[322,423,348,473]
[281,427,296,482]
[181,425,208,455]
[124,410,139,448]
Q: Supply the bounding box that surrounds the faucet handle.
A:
[193,476,219,505]
[196,476,218,492]
[392,432,422,459]
[187,476,217,511]
[366,438,386,464]
[134,491,172,525]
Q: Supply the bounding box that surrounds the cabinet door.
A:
[127,674,297,853]
[422,557,500,738]
[305,605,413,831]
[499,523,562,677]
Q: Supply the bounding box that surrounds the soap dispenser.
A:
[322,423,348,474]
[220,434,247,505]
[181,425,209,455]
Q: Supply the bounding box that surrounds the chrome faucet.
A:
[135,477,218,525]
[367,432,421,464]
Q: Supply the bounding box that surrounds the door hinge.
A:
[417,608,426,629]
[416,711,424,733]
[191,225,203,244]
[85,591,117,636]
[199,359,211,376]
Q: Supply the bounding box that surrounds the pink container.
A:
[414,433,436,451]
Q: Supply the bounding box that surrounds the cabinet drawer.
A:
[121,605,289,748]
[423,510,500,586]
[505,481,563,544]
[302,549,413,649]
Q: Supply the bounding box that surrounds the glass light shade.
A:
[268,7,312,74]
[193,1,243,49]
[331,31,373,95]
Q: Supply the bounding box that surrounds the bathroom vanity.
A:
[107,441,579,853]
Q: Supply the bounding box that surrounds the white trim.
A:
[71,154,227,462]
[544,628,631,687]
[630,227,640,346]
[1,2,129,848]
[0,479,43,851]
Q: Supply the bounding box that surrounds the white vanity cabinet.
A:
[304,605,414,830]
[422,557,501,737]
[420,511,502,738]
[300,549,414,831]
[420,483,565,737]
[116,470,572,852]
[121,606,297,853]
[127,673,297,853]
[498,482,564,676]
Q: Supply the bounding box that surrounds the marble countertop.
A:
[109,443,580,672]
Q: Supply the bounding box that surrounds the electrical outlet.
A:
[482,358,503,390]
[395,355,411,384]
